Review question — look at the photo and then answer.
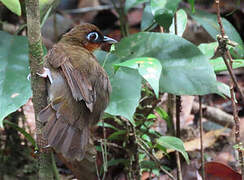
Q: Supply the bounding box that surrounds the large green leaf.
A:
[95,51,142,124]
[151,0,181,31]
[198,42,244,72]
[0,0,21,16]
[114,57,162,97]
[156,136,189,163]
[107,68,141,124]
[190,10,244,58]
[0,31,32,127]
[169,9,188,37]
[114,32,220,95]
[141,3,156,31]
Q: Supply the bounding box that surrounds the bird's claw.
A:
[37,67,53,84]
[42,144,51,149]
[27,74,31,81]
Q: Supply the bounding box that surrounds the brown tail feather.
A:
[38,105,89,161]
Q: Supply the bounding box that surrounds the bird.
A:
[38,23,117,161]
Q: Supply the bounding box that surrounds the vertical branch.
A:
[199,96,205,180]
[111,0,129,37]
[132,125,141,180]
[215,0,244,178]
[174,13,183,180]
[167,94,176,135]
[175,96,182,180]
[25,0,54,179]
[102,119,108,180]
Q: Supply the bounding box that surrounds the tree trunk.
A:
[25,0,54,179]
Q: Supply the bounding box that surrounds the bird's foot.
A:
[27,73,31,81]
[37,67,53,84]
[42,144,51,149]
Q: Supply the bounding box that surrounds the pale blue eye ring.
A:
[87,32,99,41]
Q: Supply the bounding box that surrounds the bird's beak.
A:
[103,36,117,44]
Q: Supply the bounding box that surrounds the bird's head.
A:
[61,23,117,52]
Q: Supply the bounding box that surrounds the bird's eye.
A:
[87,32,99,42]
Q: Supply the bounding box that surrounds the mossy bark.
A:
[25,0,54,179]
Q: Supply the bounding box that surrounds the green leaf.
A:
[216,82,230,98]
[141,3,156,31]
[210,58,244,73]
[169,9,188,37]
[95,51,142,124]
[0,31,32,127]
[156,136,189,163]
[141,134,151,142]
[114,32,219,95]
[147,113,157,119]
[107,158,128,167]
[151,0,181,31]
[125,0,148,12]
[97,121,119,131]
[187,0,195,13]
[100,158,128,174]
[198,42,244,72]
[141,160,157,169]
[108,68,141,124]
[114,57,162,97]
[190,10,244,58]
[108,130,127,140]
[3,120,37,149]
[0,0,21,16]
[198,42,218,59]
[155,107,174,132]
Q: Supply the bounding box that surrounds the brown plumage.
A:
[38,23,116,161]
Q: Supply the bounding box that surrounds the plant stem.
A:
[25,0,54,179]
[215,0,244,178]
[111,0,129,37]
[51,152,60,180]
[199,96,205,180]
[132,126,141,180]
[175,96,182,180]
[138,138,176,180]
[174,13,183,180]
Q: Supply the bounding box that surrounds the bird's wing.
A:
[47,44,99,112]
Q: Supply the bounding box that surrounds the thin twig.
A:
[51,152,60,180]
[95,155,101,180]
[199,96,205,180]
[174,14,178,35]
[215,0,244,178]
[174,13,183,180]
[101,119,108,180]
[111,0,129,37]
[137,138,176,180]
[132,126,141,180]
[175,96,182,180]
[220,50,244,102]
[215,7,244,103]
[142,21,157,32]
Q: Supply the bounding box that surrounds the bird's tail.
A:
[38,105,89,161]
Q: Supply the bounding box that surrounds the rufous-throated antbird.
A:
[38,23,117,161]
